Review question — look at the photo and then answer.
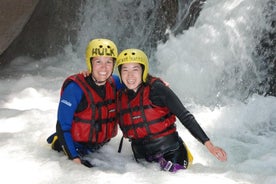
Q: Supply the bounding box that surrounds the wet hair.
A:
[145,74,153,85]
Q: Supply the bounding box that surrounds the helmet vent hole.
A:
[107,45,110,48]
[124,53,127,56]
[132,52,135,55]
[99,45,103,48]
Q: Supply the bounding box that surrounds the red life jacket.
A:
[62,74,117,144]
[117,77,176,140]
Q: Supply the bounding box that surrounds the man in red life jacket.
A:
[116,49,227,172]
[47,39,122,167]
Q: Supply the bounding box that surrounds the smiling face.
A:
[121,63,143,92]
[91,56,114,85]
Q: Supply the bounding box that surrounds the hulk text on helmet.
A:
[116,49,149,83]
[86,39,118,72]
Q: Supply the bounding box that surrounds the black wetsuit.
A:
[126,79,210,167]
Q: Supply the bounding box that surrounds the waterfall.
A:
[75,0,198,59]
[154,0,274,106]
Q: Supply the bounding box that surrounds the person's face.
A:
[91,56,114,85]
[121,63,142,92]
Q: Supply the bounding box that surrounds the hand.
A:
[72,157,82,164]
[205,141,227,161]
[160,78,169,87]
[163,81,170,87]
[79,70,90,77]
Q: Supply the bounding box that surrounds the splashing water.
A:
[0,0,275,184]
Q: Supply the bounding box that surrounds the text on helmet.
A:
[92,48,115,57]
[119,56,144,63]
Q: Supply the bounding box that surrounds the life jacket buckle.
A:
[162,160,173,171]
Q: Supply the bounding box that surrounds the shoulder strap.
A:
[117,136,124,153]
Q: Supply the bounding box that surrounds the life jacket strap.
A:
[118,136,124,153]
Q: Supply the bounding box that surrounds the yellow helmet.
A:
[116,49,149,82]
[85,38,118,72]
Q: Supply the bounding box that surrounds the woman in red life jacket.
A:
[116,49,227,172]
[47,38,123,167]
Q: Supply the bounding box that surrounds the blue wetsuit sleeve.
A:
[57,82,83,159]
[112,74,124,90]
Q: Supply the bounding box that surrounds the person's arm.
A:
[56,82,83,161]
[112,74,124,90]
[150,81,227,161]
[150,81,209,143]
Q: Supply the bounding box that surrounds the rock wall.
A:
[0,0,40,56]
[0,0,197,66]
[0,0,83,65]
